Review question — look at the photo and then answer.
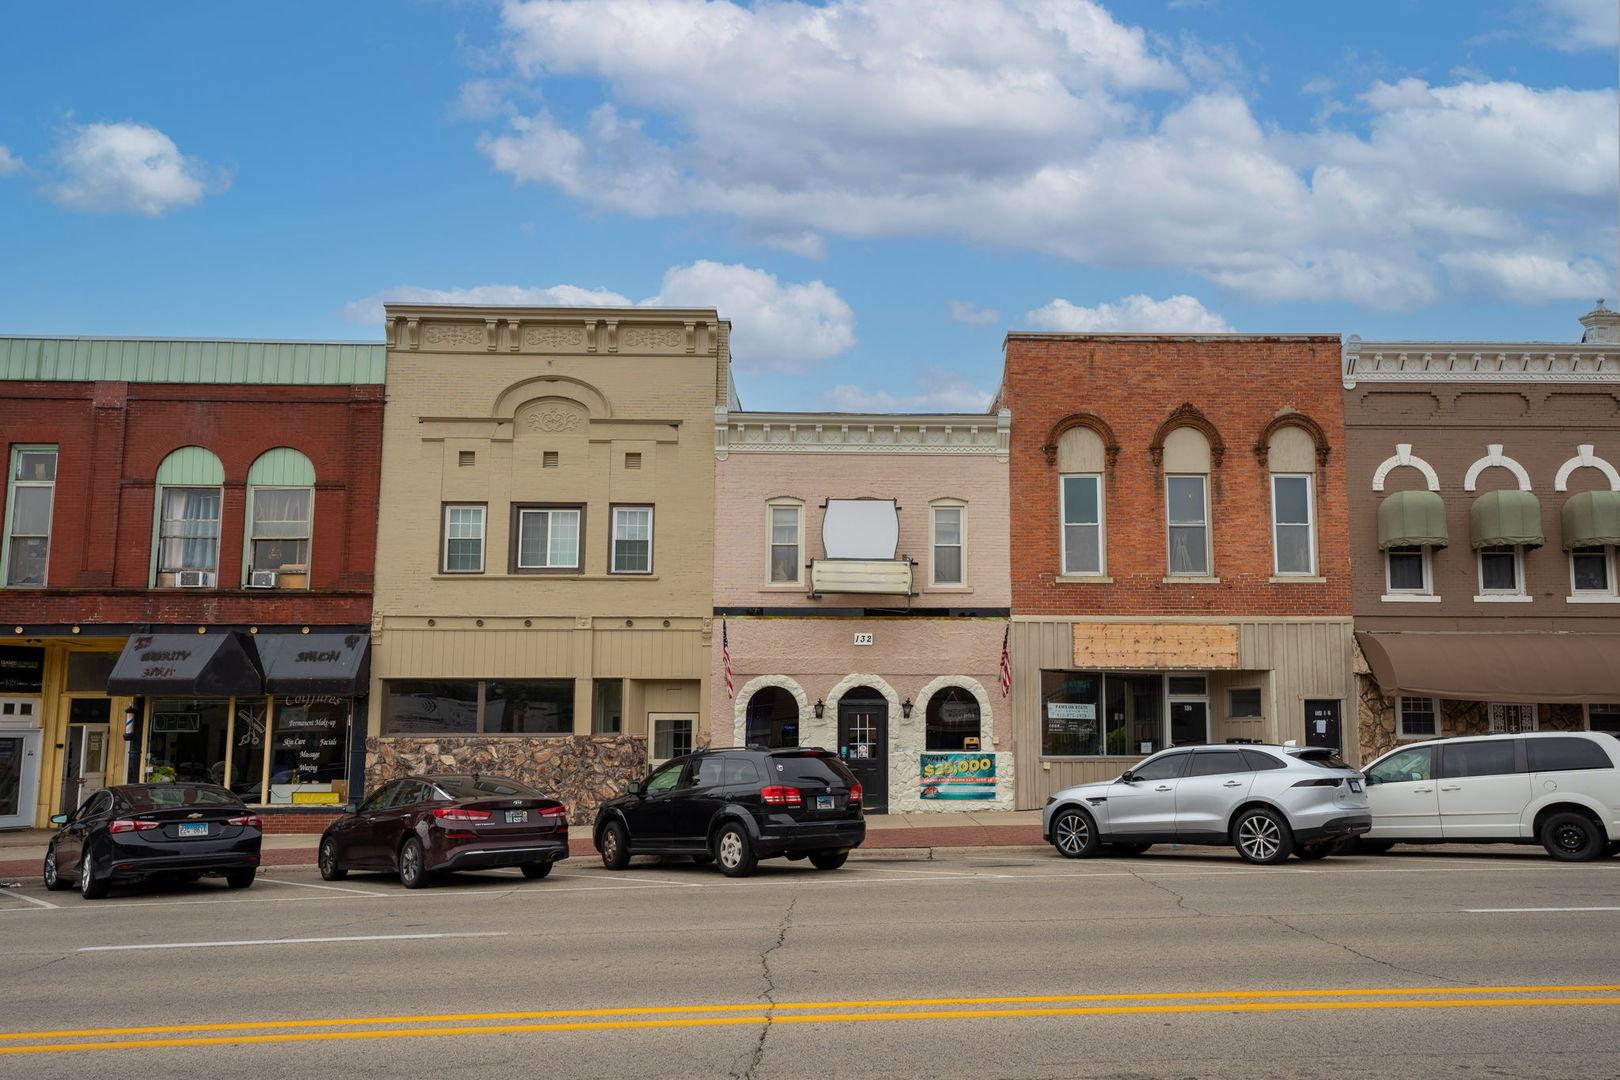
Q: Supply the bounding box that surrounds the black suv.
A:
[593,747,866,877]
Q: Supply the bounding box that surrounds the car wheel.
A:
[1294,842,1332,861]
[520,862,553,880]
[1233,808,1293,865]
[599,821,631,871]
[42,848,71,892]
[1050,808,1102,859]
[398,838,432,888]
[1108,842,1151,856]
[1541,811,1605,862]
[79,853,109,900]
[225,868,256,889]
[715,823,758,878]
[691,854,715,866]
[808,849,848,871]
[318,837,348,881]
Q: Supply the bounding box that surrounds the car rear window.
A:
[1291,748,1352,770]
[722,758,763,786]
[432,777,543,799]
[1527,737,1613,773]
[122,784,241,811]
[768,752,857,786]
[1241,748,1287,771]
[1439,740,1518,779]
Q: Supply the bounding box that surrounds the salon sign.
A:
[918,753,997,800]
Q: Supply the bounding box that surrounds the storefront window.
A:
[1042,671,1165,757]
[381,679,575,735]
[1041,671,1101,756]
[746,687,800,748]
[382,681,479,734]
[269,697,350,803]
[593,679,623,734]
[229,698,268,802]
[65,651,117,693]
[485,680,573,734]
[146,698,231,783]
[925,687,980,751]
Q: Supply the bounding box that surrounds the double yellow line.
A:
[3,985,1618,1055]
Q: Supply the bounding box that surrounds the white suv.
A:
[1360,731,1620,861]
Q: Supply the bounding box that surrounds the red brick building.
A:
[995,333,1356,805]
[0,337,384,829]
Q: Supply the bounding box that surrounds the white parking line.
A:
[256,876,391,897]
[0,890,57,909]
[1464,906,1620,913]
[81,932,509,952]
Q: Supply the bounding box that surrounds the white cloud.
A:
[1538,0,1619,50]
[47,121,223,215]
[947,300,1002,326]
[0,145,23,178]
[823,371,993,413]
[469,1,1617,311]
[1025,294,1232,332]
[341,261,855,373]
[1440,250,1613,304]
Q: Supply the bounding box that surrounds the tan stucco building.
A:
[367,306,731,820]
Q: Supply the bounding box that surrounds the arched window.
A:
[153,447,225,587]
[1163,427,1211,577]
[745,687,800,748]
[926,686,981,751]
[246,448,315,589]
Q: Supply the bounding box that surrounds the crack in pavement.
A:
[1263,914,1476,985]
[735,893,798,1080]
[1120,865,1210,916]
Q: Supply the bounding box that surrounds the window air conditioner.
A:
[248,570,279,588]
[177,570,214,588]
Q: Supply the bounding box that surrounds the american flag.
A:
[722,619,734,700]
[998,624,1012,698]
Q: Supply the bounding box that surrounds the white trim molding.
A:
[1343,335,1620,388]
[1372,444,1440,492]
[718,410,1011,461]
[1463,445,1532,492]
[1554,445,1620,492]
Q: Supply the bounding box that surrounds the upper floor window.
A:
[1166,476,1209,576]
[1386,545,1432,594]
[1270,474,1315,575]
[1397,696,1437,738]
[245,448,316,589]
[515,506,582,571]
[1060,475,1102,575]
[153,446,225,588]
[930,501,965,585]
[5,446,57,587]
[1571,546,1615,596]
[1478,544,1524,596]
[442,504,486,573]
[611,506,653,574]
[767,499,803,584]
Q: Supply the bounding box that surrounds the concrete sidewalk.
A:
[0,809,1049,879]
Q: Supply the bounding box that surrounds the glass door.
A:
[0,728,42,829]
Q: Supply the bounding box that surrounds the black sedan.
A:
[318,774,569,888]
[44,783,263,899]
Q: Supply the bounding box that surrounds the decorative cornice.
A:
[1342,335,1619,388]
[1040,412,1120,468]
[382,307,722,357]
[1253,411,1331,469]
[717,410,1010,461]
[1148,402,1225,469]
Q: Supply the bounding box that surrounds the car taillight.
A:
[848,784,863,805]
[108,819,161,834]
[432,807,493,821]
[227,814,262,827]
[760,786,802,806]
[538,805,567,818]
[1291,778,1343,788]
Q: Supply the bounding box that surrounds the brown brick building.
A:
[995,333,1356,805]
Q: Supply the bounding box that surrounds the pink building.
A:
[711,409,1012,813]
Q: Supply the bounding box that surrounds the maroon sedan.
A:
[319,774,568,888]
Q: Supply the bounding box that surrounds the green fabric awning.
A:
[1469,489,1544,549]
[1377,490,1449,550]
[1562,490,1620,550]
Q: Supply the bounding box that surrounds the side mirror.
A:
[343,802,360,814]
[1118,770,1135,783]
[49,814,67,825]
[628,780,646,796]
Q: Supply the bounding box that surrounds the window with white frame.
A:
[652,715,694,760]
[158,487,223,581]
[611,506,653,574]
[248,488,313,582]
[1570,545,1615,596]
[1166,475,1209,576]
[1489,702,1537,733]
[1270,474,1315,575]
[1060,475,1103,575]
[931,502,965,585]
[5,447,56,587]
[1587,703,1620,734]
[515,506,581,571]
[1477,544,1524,595]
[767,500,802,584]
[442,504,486,573]
[1385,545,1432,594]
[1397,696,1437,738]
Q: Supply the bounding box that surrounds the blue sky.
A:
[1,0,1615,411]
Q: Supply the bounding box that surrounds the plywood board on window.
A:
[1072,623,1240,669]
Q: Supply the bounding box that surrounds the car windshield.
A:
[769,752,857,786]
[121,784,241,811]
[1291,748,1352,770]
[432,776,543,799]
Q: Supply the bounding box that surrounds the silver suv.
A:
[1042,744,1371,865]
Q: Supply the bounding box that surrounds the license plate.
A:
[1348,779,1363,793]
[177,823,209,837]
[505,810,529,823]
[815,795,834,810]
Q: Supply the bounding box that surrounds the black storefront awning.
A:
[108,632,264,696]
[256,633,371,695]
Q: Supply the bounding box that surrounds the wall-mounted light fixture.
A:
[901,697,914,718]
[813,699,825,718]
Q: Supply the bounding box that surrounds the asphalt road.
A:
[1,845,1618,1079]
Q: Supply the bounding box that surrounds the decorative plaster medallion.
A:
[525,408,584,433]
[423,324,485,348]
[621,327,683,351]
[526,326,585,349]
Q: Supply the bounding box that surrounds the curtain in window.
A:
[160,488,222,571]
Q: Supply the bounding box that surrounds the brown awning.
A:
[1356,631,1620,705]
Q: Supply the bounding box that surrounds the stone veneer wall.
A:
[1357,677,1588,761]
[367,736,646,825]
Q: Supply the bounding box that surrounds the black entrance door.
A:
[837,688,888,814]
[1304,700,1342,750]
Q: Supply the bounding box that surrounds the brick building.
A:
[996,333,1355,806]
[0,336,383,830]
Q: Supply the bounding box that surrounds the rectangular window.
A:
[1398,696,1438,738]
[1571,546,1614,594]
[381,679,574,735]
[249,487,312,581]
[1229,688,1262,718]
[768,503,801,584]
[1488,702,1537,733]
[593,679,623,734]
[653,716,693,759]
[932,504,964,585]
[1166,475,1209,576]
[611,506,653,574]
[1587,703,1620,734]
[442,505,486,573]
[1060,475,1102,575]
[158,487,222,580]
[1386,545,1430,593]
[515,507,581,571]
[5,447,57,587]
[1041,670,1163,757]
[1478,545,1521,594]
[1271,474,1315,575]
[484,680,574,734]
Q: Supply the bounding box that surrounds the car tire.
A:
[79,852,109,900]
[1050,808,1102,859]
[42,848,71,891]
[398,838,432,888]
[318,837,348,881]
[1541,811,1605,862]
[225,868,256,889]
[599,821,632,871]
[715,823,758,878]
[1294,842,1332,861]
[808,849,848,871]
[520,862,553,880]
[1108,842,1152,856]
[1233,808,1293,865]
